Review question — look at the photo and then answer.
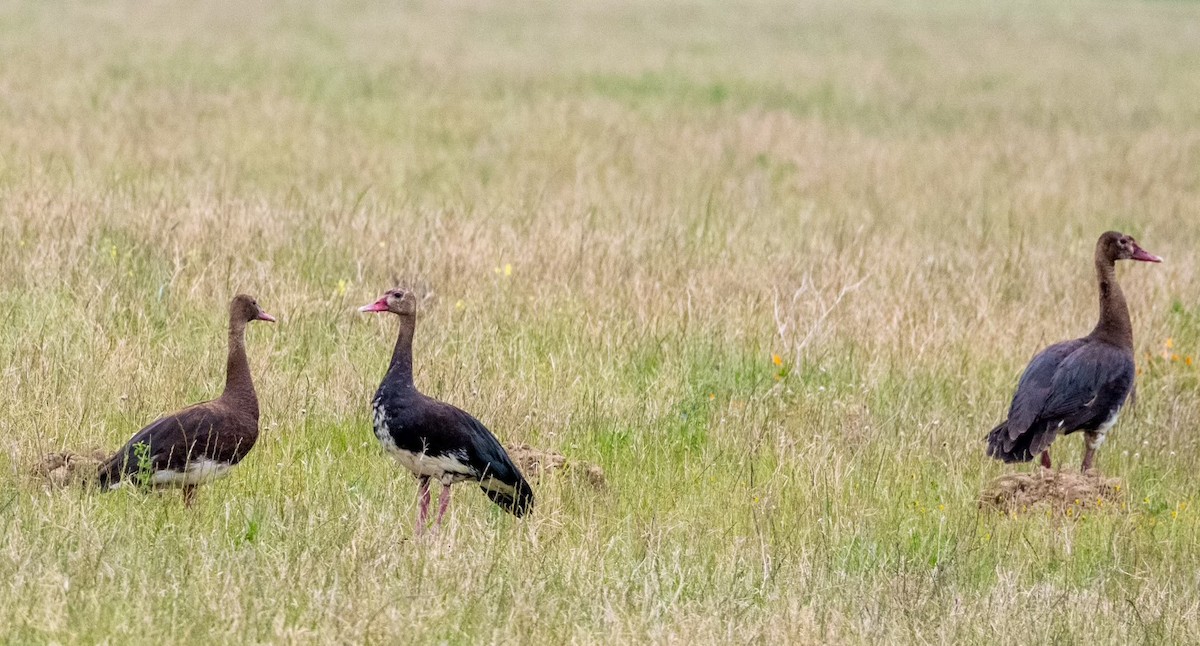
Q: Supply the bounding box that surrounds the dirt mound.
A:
[979,470,1125,514]
[505,443,606,489]
[31,449,109,487]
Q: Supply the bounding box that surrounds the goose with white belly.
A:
[360,288,533,534]
[96,294,275,505]
[986,231,1160,472]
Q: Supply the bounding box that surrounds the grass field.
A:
[2,0,1200,643]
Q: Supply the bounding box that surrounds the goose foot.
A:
[1082,448,1097,474]
[1082,434,1099,474]
[434,483,452,529]
[416,476,432,535]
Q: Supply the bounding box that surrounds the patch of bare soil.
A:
[506,443,606,489]
[979,470,1125,514]
[30,449,108,487]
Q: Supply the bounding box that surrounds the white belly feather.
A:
[373,401,474,484]
[106,458,233,490]
[150,459,233,486]
[1089,407,1122,449]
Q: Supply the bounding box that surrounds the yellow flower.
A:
[1172,353,1181,362]
[708,393,716,401]
[336,279,347,296]
[1166,337,1175,349]
[455,300,465,311]
[1187,356,1194,367]
[772,354,783,366]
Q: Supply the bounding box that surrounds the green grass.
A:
[2,0,1200,642]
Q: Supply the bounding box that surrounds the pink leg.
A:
[1082,433,1098,473]
[416,477,431,535]
[434,483,452,528]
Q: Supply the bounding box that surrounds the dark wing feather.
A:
[1003,339,1087,441]
[97,403,254,487]
[441,404,535,517]
[988,338,1135,462]
[1040,343,1134,428]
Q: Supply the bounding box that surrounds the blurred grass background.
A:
[1,0,1199,643]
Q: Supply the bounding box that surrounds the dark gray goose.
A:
[359,288,533,533]
[97,294,275,505]
[986,231,1161,472]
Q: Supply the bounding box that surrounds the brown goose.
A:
[359,288,533,533]
[986,232,1161,472]
[97,294,275,505]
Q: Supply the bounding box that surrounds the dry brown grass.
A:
[979,470,1125,515]
[29,449,108,488]
[505,443,607,489]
